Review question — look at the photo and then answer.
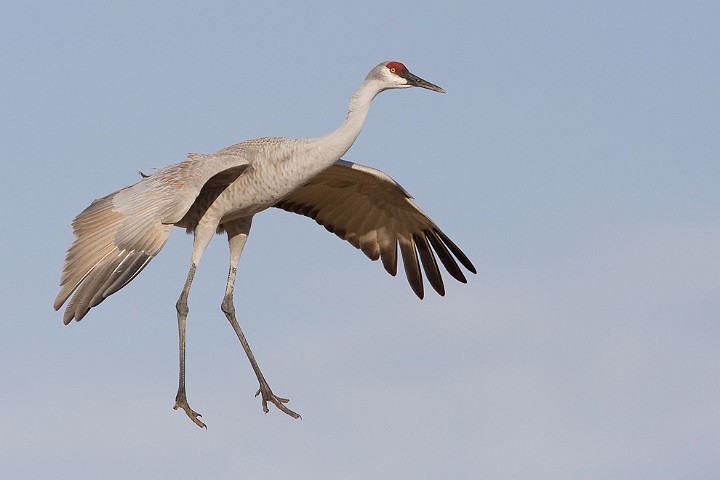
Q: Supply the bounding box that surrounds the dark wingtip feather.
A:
[425,229,467,283]
[399,237,424,299]
[414,233,445,296]
[434,228,476,274]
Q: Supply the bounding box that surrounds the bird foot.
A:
[255,383,301,419]
[174,394,207,429]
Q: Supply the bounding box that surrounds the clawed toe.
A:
[174,395,207,429]
[255,385,301,419]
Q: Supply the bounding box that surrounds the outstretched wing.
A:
[274,159,476,298]
[55,153,250,324]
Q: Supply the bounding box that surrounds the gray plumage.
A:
[54,61,476,428]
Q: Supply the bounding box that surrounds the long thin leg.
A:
[222,218,300,419]
[172,223,216,429]
[173,263,206,428]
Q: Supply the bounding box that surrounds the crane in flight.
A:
[54,61,476,428]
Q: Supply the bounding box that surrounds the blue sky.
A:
[1,1,718,478]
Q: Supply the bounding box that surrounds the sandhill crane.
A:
[55,61,476,428]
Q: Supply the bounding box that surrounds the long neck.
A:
[314,78,382,162]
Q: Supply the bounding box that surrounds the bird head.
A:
[368,61,446,93]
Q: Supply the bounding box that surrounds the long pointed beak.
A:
[405,71,446,93]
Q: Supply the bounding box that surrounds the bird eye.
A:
[386,62,406,75]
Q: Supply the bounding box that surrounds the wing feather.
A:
[414,233,444,296]
[425,229,467,283]
[274,159,475,298]
[399,235,424,299]
[55,153,250,323]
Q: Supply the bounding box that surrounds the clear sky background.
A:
[1,1,718,478]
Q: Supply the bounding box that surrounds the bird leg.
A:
[173,263,207,428]
[222,220,301,419]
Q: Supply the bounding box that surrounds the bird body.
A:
[55,61,475,428]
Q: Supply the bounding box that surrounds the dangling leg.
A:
[222,218,300,419]
[173,224,216,428]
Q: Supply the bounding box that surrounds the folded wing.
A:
[274,159,476,298]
